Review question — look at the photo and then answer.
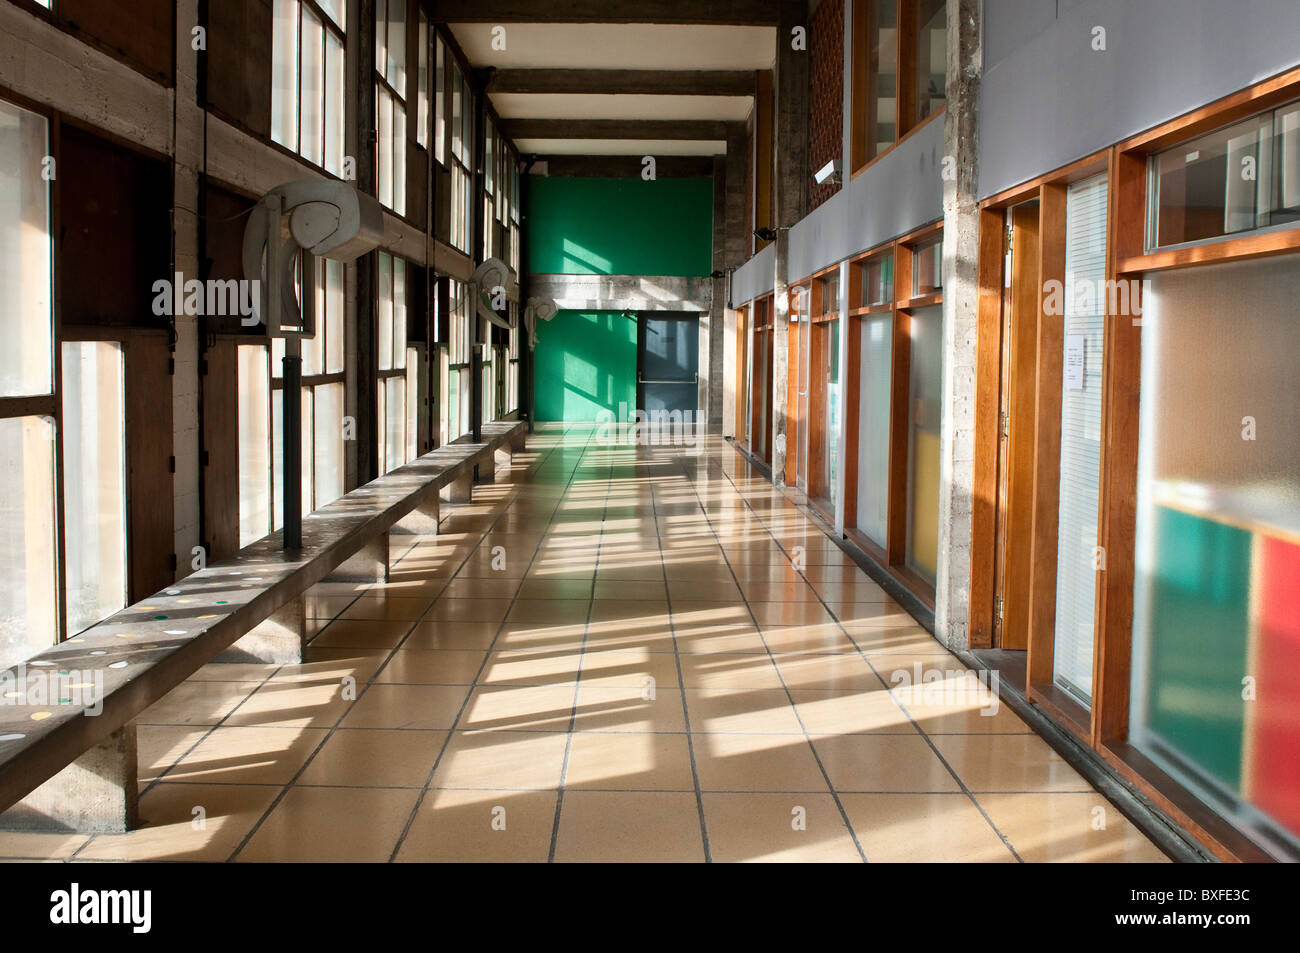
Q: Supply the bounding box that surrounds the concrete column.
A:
[936,0,982,652]
[219,595,307,664]
[2,725,139,833]
[723,125,748,439]
[704,154,728,432]
[444,468,474,504]
[770,1,811,485]
[329,535,390,583]
[393,496,441,535]
[172,0,203,580]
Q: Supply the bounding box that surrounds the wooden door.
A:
[993,201,1041,649]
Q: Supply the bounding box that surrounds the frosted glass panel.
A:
[0,416,57,668]
[1052,173,1107,703]
[238,346,272,547]
[0,100,54,397]
[324,31,345,175]
[855,315,892,548]
[314,382,344,506]
[300,8,324,165]
[61,343,128,635]
[271,0,298,150]
[377,252,393,370]
[905,305,943,586]
[1130,254,1300,842]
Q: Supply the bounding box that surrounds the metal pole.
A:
[282,335,303,550]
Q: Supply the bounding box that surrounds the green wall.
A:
[526,176,713,420]
[525,176,713,277]
[534,310,637,422]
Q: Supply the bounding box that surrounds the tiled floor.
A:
[0,425,1168,863]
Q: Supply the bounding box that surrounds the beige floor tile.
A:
[77,783,282,861]
[0,830,91,859]
[749,602,836,628]
[479,649,583,686]
[137,724,208,785]
[579,649,681,688]
[760,624,860,655]
[339,593,434,622]
[516,578,595,600]
[138,680,262,726]
[553,791,705,862]
[341,684,469,730]
[402,619,503,651]
[788,689,914,735]
[299,728,446,787]
[563,731,695,791]
[309,618,411,650]
[703,793,864,862]
[162,725,327,785]
[423,598,512,624]
[693,732,830,792]
[505,599,590,625]
[929,734,1094,793]
[572,684,688,733]
[224,679,353,729]
[188,661,273,681]
[376,649,487,685]
[813,734,962,792]
[461,684,578,732]
[395,789,558,862]
[589,599,670,625]
[679,653,784,691]
[977,793,1172,862]
[271,648,388,686]
[773,653,886,692]
[236,786,419,862]
[684,689,805,734]
[431,730,569,790]
[839,793,1017,861]
[674,623,767,655]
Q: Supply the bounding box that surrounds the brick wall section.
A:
[809,0,844,210]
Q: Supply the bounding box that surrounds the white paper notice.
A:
[1065,334,1086,391]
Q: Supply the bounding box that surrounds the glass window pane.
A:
[0,100,54,397]
[405,348,419,462]
[905,304,943,586]
[862,252,893,307]
[384,376,405,472]
[868,0,897,157]
[855,315,892,548]
[325,259,345,373]
[417,13,429,147]
[912,236,942,296]
[237,346,272,547]
[377,252,394,370]
[1052,173,1108,703]
[393,258,407,363]
[61,342,128,635]
[435,37,446,163]
[300,7,324,165]
[313,382,345,506]
[1154,110,1274,249]
[1130,257,1300,838]
[324,31,345,175]
[318,0,344,29]
[377,86,393,209]
[916,0,947,123]
[387,0,406,93]
[271,392,312,528]
[271,0,299,150]
[0,415,57,667]
[393,102,407,216]
[375,0,387,75]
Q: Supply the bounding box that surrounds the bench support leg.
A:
[218,595,306,664]
[328,535,390,583]
[444,470,473,503]
[1,724,138,833]
[475,457,496,484]
[510,432,527,454]
[494,446,512,468]
[392,496,440,536]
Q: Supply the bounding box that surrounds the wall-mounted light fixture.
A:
[813,158,842,186]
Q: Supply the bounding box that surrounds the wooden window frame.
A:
[849,0,949,179]
[829,222,943,608]
[967,64,1300,863]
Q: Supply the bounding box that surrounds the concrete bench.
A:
[0,418,527,834]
